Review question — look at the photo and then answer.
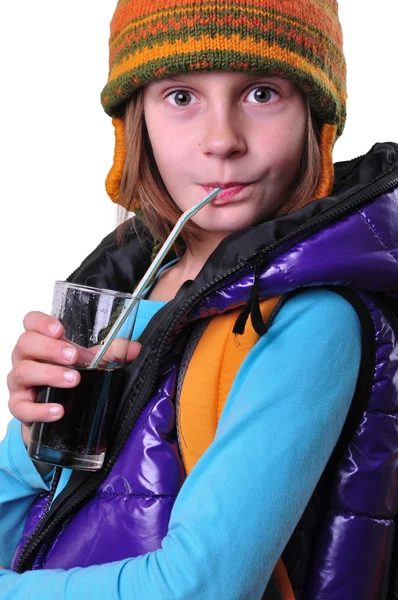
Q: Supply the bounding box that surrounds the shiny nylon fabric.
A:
[14,287,398,596]
[35,371,184,569]
[12,341,186,570]
[12,145,398,596]
[304,293,398,599]
[11,494,51,569]
[184,189,398,325]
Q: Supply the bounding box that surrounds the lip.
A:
[201,183,252,203]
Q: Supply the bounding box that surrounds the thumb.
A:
[125,341,142,363]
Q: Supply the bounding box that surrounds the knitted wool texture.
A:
[101,0,347,207]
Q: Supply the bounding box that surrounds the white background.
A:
[0,1,397,440]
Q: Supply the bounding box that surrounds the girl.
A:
[1,1,398,598]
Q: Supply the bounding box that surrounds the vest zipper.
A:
[14,169,398,573]
[252,172,398,266]
[14,467,62,571]
[44,467,62,515]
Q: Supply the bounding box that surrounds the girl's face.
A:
[143,71,307,239]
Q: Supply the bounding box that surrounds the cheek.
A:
[261,116,306,175]
[146,118,193,178]
[145,124,175,182]
[144,117,190,200]
[146,122,172,162]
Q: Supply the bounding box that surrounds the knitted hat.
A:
[101,0,347,208]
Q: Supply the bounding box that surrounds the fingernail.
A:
[62,346,76,362]
[63,369,77,383]
[49,406,62,417]
[48,323,61,336]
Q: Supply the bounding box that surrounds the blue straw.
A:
[89,188,221,368]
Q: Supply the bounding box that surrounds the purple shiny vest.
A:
[12,183,398,598]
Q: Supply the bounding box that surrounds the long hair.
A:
[118,88,321,253]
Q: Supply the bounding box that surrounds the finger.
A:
[74,340,142,367]
[23,312,64,338]
[12,331,78,368]
[125,341,142,363]
[7,360,80,394]
[9,390,65,425]
[101,339,141,363]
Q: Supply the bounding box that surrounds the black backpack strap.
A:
[262,573,283,600]
[281,285,377,599]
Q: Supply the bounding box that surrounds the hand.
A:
[73,337,140,368]
[7,311,141,449]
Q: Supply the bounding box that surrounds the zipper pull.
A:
[233,268,267,336]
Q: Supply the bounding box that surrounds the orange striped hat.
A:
[101,0,347,207]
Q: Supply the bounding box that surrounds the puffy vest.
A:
[11,144,398,599]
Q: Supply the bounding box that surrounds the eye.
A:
[166,90,199,107]
[246,86,278,104]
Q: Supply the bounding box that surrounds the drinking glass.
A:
[28,281,138,471]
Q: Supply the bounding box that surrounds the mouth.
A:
[201,183,252,203]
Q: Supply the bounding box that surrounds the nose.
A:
[200,106,247,159]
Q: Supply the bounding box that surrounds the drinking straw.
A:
[89,188,221,368]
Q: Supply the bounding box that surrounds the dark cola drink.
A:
[28,368,123,471]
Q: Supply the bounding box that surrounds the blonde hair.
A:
[118,89,321,253]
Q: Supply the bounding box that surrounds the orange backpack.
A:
[177,296,295,599]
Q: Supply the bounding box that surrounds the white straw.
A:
[89,188,221,368]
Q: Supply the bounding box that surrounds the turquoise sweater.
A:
[0,289,361,599]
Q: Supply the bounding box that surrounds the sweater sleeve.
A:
[0,419,54,568]
[0,289,362,599]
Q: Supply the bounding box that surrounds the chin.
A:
[198,220,246,233]
[213,217,258,232]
